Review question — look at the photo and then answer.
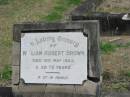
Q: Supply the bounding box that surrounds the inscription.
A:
[21,32,87,84]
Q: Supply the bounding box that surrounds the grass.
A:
[97,7,130,13]
[100,42,130,54]
[103,82,130,92]
[0,0,84,81]
[115,42,130,48]
[100,42,117,54]
[43,11,63,22]
[96,0,130,13]
[66,0,82,5]
[126,70,130,77]
[102,70,114,80]
[121,70,130,78]
[0,0,11,5]
[101,40,130,92]
[43,0,83,22]
[125,71,130,77]
[0,65,12,80]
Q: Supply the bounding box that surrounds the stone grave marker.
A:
[12,21,101,97]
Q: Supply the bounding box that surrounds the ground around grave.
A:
[0,0,84,79]
[97,0,130,13]
[0,0,130,95]
[103,92,130,97]
[101,36,130,92]
[0,0,84,87]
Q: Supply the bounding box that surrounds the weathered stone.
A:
[12,21,101,97]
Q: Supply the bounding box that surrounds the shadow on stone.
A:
[0,87,13,97]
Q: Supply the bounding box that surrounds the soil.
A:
[101,36,130,79]
[97,0,130,13]
[101,36,130,92]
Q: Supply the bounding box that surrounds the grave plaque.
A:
[21,32,87,84]
[12,21,101,97]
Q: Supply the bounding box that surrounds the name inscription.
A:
[21,32,87,84]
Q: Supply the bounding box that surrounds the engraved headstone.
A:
[21,32,87,84]
[12,21,101,97]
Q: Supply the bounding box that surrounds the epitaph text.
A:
[21,32,87,84]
